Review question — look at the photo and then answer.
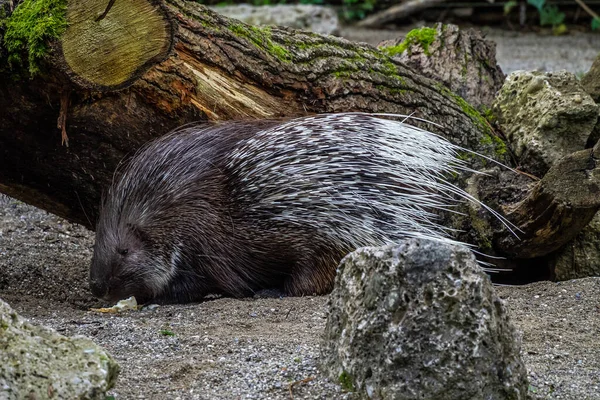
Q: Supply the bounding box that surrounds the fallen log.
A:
[0,0,502,227]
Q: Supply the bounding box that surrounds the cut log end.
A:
[59,0,174,91]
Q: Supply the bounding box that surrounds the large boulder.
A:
[321,240,529,400]
[493,70,598,176]
[0,298,119,399]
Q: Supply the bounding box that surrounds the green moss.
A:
[471,214,493,250]
[456,151,475,162]
[333,70,353,79]
[480,132,507,156]
[362,48,405,85]
[229,24,290,62]
[381,58,399,76]
[381,27,437,57]
[481,106,497,124]
[381,43,406,57]
[479,106,507,157]
[2,0,68,75]
[290,39,407,88]
[376,84,407,96]
[438,84,507,157]
[339,370,355,392]
[439,84,489,132]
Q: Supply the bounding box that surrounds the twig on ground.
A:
[288,376,315,400]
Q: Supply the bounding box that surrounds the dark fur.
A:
[90,114,482,304]
[90,120,344,303]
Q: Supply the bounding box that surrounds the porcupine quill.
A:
[90,113,516,304]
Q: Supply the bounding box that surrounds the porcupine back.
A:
[90,113,496,303]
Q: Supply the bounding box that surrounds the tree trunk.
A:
[0,0,599,264]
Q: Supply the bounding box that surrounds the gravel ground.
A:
[1,28,600,400]
[2,193,600,399]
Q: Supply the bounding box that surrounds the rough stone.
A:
[321,240,529,400]
[581,53,600,148]
[493,70,598,176]
[549,211,600,281]
[210,4,339,35]
[586,122,600,149]
[0,298,119,400]
[581,53,600,103]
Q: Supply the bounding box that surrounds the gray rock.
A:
[211,4,339,35]
[586,121,600,149]
[581,53,600,148]
[581,53,600,103]
[550,211,600,280]
[0,298,119,399]
[493,70,599,176]
[321,240,529,400]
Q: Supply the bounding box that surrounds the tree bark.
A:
[494,143,600,259]
[1,0,599,265]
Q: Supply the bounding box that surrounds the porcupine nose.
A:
[89,278,109,299]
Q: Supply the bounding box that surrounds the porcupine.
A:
[89,113,507,304]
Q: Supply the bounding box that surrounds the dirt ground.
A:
[1,29,600,400]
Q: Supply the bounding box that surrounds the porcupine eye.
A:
[117,248,129,256]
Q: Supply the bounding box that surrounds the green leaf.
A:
[592,17,600,31]
[504,0,518,15]
[527,0,546,11]
[539,4,565,27]
[552,23,568,35]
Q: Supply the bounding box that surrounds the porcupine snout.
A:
[89,252,111,300]
[89,277,108,299]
